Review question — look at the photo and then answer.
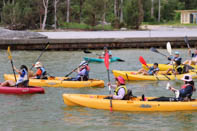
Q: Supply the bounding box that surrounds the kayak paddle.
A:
[150,47,168,58]
[104,49,112,112]
[30,43,50,70]
[7,46,17,82]
[166,42,177,80]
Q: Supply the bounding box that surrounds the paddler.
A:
[100,47,112,59]
[0,65,29,87]
[105,76,132,100]
[167,74,196,101]
[168,51,182,65]
[134,63,159,75]
[164,59,187,75]
[183,48,197,65]
[30,61,48,79]
[65,61,90,81]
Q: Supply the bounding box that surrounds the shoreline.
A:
[0,27,197,50]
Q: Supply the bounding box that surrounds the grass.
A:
[60,22,114,31]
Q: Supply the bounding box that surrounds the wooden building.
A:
[176,10,197,24]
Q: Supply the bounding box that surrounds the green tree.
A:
[124,0,143,29]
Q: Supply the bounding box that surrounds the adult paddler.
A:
[105,76,132,100]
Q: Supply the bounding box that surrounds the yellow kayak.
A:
[63,94,197,112]
[142,64,197,71]
[4,74,104,88]
[112,70,197,81]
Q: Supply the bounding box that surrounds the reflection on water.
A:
[1,49,197,130]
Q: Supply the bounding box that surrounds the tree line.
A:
[0,0,197,30]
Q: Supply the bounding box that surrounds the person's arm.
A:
[14,67,22,75]
[112,88,125,100]
[168,56,172,61]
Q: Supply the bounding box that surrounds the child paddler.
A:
[134,63,159,75]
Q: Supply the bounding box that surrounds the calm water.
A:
[0,49,197,131]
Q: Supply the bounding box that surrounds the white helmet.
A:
[34,61,42,68]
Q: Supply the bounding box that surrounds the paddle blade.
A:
[166,82,171,90]
[184,36,190,49]
[166,42,172,55]
[139,56,147,66]
[7,46,12,60]
[150,47,159,53]
[104,52,109,70]
[83,50,92,54]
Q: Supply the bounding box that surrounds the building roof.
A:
[176,10,197,13]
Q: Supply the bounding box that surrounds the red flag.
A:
[104,52,109,70]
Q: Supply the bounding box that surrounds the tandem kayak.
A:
[142,64,197,71]
[63,94,197,112]
[4,74,104,88]
[84,57,124,62]
[0,85,44,94]
[112,70,197,81]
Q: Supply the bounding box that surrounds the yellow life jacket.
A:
[175,64,184,74]
[114,85,127,96]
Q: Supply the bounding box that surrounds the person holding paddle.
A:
[167,75,196,101]
[134,63,159,75]
[0,65,29,87]
[65,61,90,81]
[105,76,132,100]
[183,48,197,65]
[167,51,182,65]
[30,61,48,79]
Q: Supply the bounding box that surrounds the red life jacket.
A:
[80,65,90,71]
[181,84,192,89]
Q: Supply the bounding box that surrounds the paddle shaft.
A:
[184,36,191,49]
[150,48,168,58]
[30,44,49,70]
[107,69,112,112]
[10,60,17,82]
[7,47,17,83]
[166,42,177,79]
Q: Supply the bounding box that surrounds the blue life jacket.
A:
[36,67,47,79]
[16,69,28,85]
[148,66,159,75]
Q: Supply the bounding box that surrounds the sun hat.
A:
[34,61,42,68]
[181,74,192,82]
[115,76,125,85]
[79,61,88,66]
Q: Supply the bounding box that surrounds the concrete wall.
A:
[0,37,196,51]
